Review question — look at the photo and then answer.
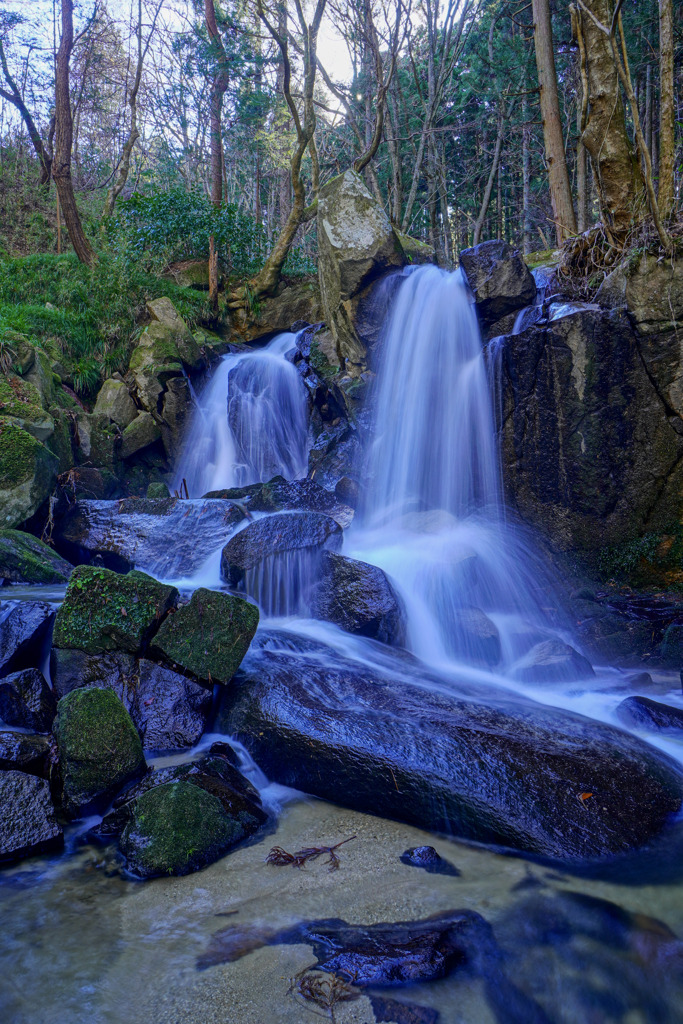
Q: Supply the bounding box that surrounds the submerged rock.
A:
[0,770,63,862]
[52,566,177,656]
[220,511,342,585]
[617,696,683,732]
[220,631,683,861]
[312,551,406,645]
[149,588,259,686]
[400,846,460,877]
[119,780,247,879]
[0,529,72,584]
[0,668,56,731]
[452,607,501,668]
[0,601,54,677]
[513,639,594,684]
[54,687,146,818]
[460,240,535,329]
[198,907,492,985]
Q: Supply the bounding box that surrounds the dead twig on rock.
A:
[266,835,356,872]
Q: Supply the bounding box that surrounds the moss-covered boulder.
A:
[395,230,435,266]
[0,373,54,441]
[0,529,72,584]
[75,413,120,471]
[54,686,146,817]
[149,587,258,685]
[52,566,178,655]
[146,481,170,499]
[93,379,137,429]
[119,780,241,878]
[146,297,202,370]
[0,422,58,528]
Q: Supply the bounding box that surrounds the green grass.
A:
[0,253,211,396]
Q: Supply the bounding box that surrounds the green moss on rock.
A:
[119,780,239,878]
[0,529,72,583]
[54,686,146,817]
[0,421,44,487]
[149,587,258,684]
[53,565,178,655]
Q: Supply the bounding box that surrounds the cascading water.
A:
[174,332,309,497]
[348,264,563,672]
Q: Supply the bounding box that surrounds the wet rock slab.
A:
[220,511,343,585]
[0,668,56,731]
[617,695,683,732]
[312,551,406,646]
[220,629,683,861]
[0,601,54,677]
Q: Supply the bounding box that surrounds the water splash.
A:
[174,333,309,497]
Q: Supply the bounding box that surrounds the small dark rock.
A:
[460,240,536,328]
[130,659,212,752]
[0,769,63,862]
[50,647,136,700]
[617,695,683,732]
[369,996,440,1024]
[0,668,56,731]
[400,846,460,876]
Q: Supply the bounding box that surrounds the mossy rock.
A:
[0,529,72,584]
[119,780,240,878]
[45,408,75,473]
[53,565,178,655]
[0,374,53,441]
[93,379,137,429]
[395,230,435,265]
[0,422,58,528]
[54,687,146,818]
[75,413,120,471]
[149,587,258,685]
[26,349,57,407]
[120,412,161,460]
[146,482,170,499]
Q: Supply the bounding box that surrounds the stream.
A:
[3,265,683,1023]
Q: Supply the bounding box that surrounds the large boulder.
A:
[0,770,63,862]
[597,252,683,336]
[501,305,683,550]
[129,299,202,415]
[220,511,343,585]
[93,379,137,429]
[460,240,536,331]
[312,551,406,645]
[149,588,258,686]
[54,687,146,817]
[0,422,58,528]
[52,566,177,656]
[0,668,55,731]
[0,529,72,584]
[54,498,244,578]
[119,780,247,878]
[0,601,54,677]
[119,412,161,460]
[230,277,322,342]
[220,630,683,862]
[317,170,408,374]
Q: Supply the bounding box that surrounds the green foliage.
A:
[109,188,315,278]
[0,252,210,395]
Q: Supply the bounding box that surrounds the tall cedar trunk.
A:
[658,0,674,216]
[572,2,589,231]
[205,0,230,310]
[522,88,533,252]
[645,63,653,157]
[531,0,577,242]
[575,0,643,236]
[53,0,94,265]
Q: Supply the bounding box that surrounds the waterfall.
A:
[348,264,562,671]
[174,332,309,498]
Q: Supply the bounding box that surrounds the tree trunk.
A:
[522,90,533,252]
[473,104,508,245]
[0,39,52,186]
[205,0,230,310]
[573,0,643,237]
[532,0,577,243]
[658,0,674,217]
[53,0,95,265]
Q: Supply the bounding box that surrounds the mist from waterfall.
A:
[174,332,309,497]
